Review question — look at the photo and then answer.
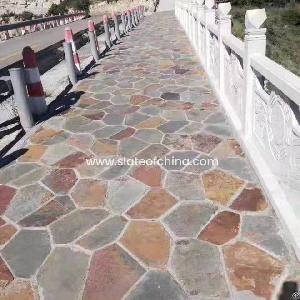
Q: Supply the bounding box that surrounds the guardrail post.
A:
[22,46,47,116]
[243,9,267,138]
[9,68,34,131]
[112,13,121,41]
[204,0,215,69]
[217,3,231,94]
[103,15,112,48]
[127,10,132,31]
[121,13,126,34]
[65,27,81,74]
[63,42,78,85]
[88,20,100,61]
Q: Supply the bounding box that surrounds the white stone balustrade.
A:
[175,0,300,259]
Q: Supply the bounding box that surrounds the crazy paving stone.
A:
[99,164,130,180]
[230,187,268,212]
[164,202,217,237]
[163,151,199,170]
[125,112,149,126]
[199,211,240,245]
[127,270,187,300]
[83,244,145,300]
[68,134,94,151]
[110,127,135,140]
[19,195,75,227]
[212,138,245,159]
[178,122,203,135]
[5,183,53,223]
[162,110,186,121]
[93,125,125,139]
[19,145,47,162]
[0,185,16,215]
[78,96,98,108]
[136,116,166,129]
[158,120,188,134]
[0,223,17,246]
[127,188,177,219]
[165,172,204,201]
[144,84,163,96]
[162,134,193,151]
[107,176,147,214]
[0,163,38,185]
[42,168,77,195]
[203,170,244,205]
[121,221,171,268]
[191,133,222,154]
[204,111,227,124]
[0,257,14,287]
[119,137,148,158]
[186,109,208,122]
[82,110,105,121]
[135,131,163,147]
[71,179,107,207]
[0,279,37,299]
[41,143,77,165]
[204,124,232,138]
[111,95,130,104]
[31,128,63,144]
[50,208,108,244]
[223,241,284,299]
[241,215,288,258]
[2,229,51,278]
[131,165,164,187]
[102,113,124,125]
[140,106,160,116]
[55,151,90,168]
[77,215,127,250]
[161,92,180,101]
[171,239,229,297]
[136,144,170,159]
[37,247,89,300]
[91,139,118,156]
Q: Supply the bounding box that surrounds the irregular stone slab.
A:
[183,154,216,174]
[50,209,108,244]
[19,196,75,227]
[103,113,124,125]
[110,127,135,140]
[82,110,105,121]
[136,116,166,129]
[64,116,92,132]
[230,187,268,212]
[165,172,204,201]
[204,124,232,138]
[218,157,254,181]
[55,151,90,168]
[161,92,180,100]
[37,247,89,300]
[162,134,193,151]
[140,106,160,116]
[5,183,53,223]
[2,229,51,278]
[134,129,163,144]
[10,166,49,187]
[0,256,14,287]
[203,170,244,205]
[163,151,199,170]
[136,144,170,160]
[0,279,37,299]
[41,143,77,165]
[162,110,187,121]
[125,112,149,126]
[68,133,94,151]
[100,164,130,180]
[223,241,284,299]
[171,239,229,297]
[127,188,177,219]
[186,109,208,122]
[0,185,16,215]
[119,137,148,158]
[83,244,145,300]
[241,215,288,258]
[204,111,227,124]
[158,121,188,133]
[77,216,127,250]
[212,138,244,159]
[121,221,171,268]
[93,125,125,139]
[164,202,217,237]
[191,133,222,154]
[31,128,64,144]
[199,211,240,245]
[127,270,187,300]
[42,169,77,195]
[0,223,17,246]
[19,144,47,162]
[71,179,107,208]
[91,139,118,156]
[130,94,151,105]
[107,177,148,214]
[131,165,164,187]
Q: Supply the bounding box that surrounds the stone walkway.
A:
[0,11,299,300]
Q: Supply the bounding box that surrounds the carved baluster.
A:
[204,0,215,70]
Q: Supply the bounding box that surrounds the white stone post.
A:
[243,9,267,138]
[197,0,205,60]
[204,0,215,69]
[192,1,199,49]
[217,2,232,94]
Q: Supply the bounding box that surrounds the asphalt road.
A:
[0,15,103,69]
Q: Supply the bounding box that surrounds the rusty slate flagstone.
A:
[77,215,127,250]
[134,129,163,143]
[0,185,16,215]
[0,256,14,287]
[0,223,17,246]
[5,183,53,223]
[127,270,187,300]
[171,239,229,297]
[2,229,51,278]
[164,202,217,237]
[119,137,148,158]
[131,165,164,187]
[50,209,109,244]
[83,244,145,300]
[191,133,222,154]
[0,279,37,299]
[37,247,89,300]
[0,163,38,184]
[121,221,171,268]
[158,121,188,134]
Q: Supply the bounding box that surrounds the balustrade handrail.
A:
[222,34,244,58]
[0,12,86,32]
[251,54,300,106]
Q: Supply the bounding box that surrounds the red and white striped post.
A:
[65,27,81,73]
[88,20,100,52]
[22,46,47,116]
